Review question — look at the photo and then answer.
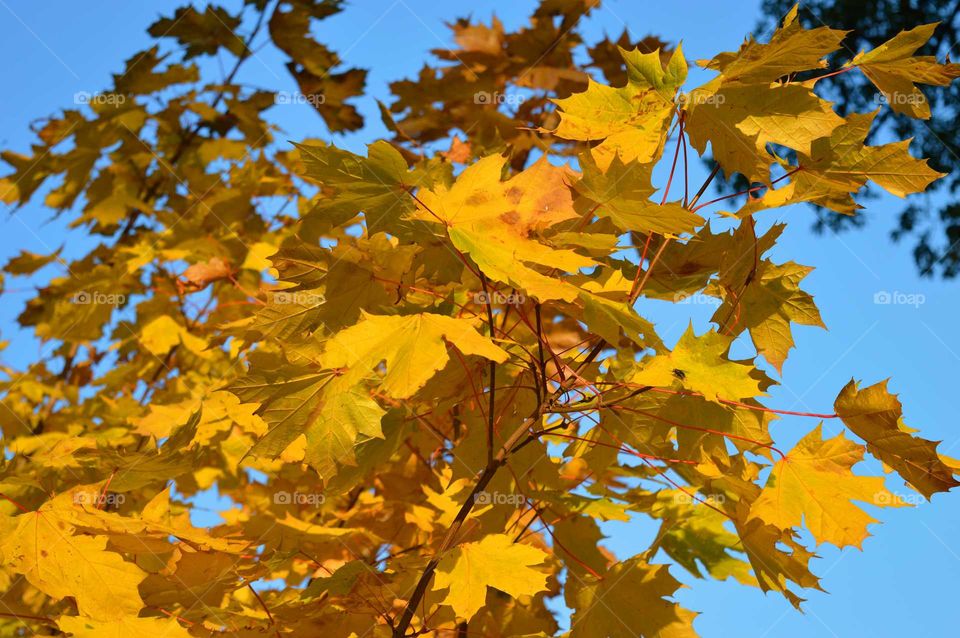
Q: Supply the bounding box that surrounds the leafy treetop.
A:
[0,2,957,637]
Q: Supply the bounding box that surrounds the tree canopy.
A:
[1,2,958,637]
[761,0,960,277]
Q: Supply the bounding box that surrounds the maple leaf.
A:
[733,513,822,609]
[4,248,62,275]
[699,3,845,83]
[269,2,367,132]
[648,490,754,585]
[632,323,762,402]
[295,141,418,237]
[139,315,209,358]
[2,507,147,620]
[180,256,232,291]
[550,45,687,170]
[229,369,385,480]
[577,289,664,351]
[433,534,548,621]
[57,615,193,638]
[851,22,960,119]
[414,155,596,301]
[738,111,945,217]
[569,558,697,638]
[835,379,959,498]
[574,153,703,236]
[148,5,245,59]
[320,312,509,398]
[684,6,850,183]
[749,425,903,548]
[710,222,824,372]
[685,80,843,183]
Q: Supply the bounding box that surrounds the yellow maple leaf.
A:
[56,615,192,638]
[139,315,209,358]
[749,425,903,548]
[574,153,703,236]
[321,311,508,399]
[551,45,687,170]
[851,22,960,119]
[414,155,595,301]
[835,379,959,498]
[2,507,147,620]
[433,534,548,620]
[632,323,762,402]
[570,558,697,638]
[685,80,842,183]
[736,111,945,217]
[699,3,845,84]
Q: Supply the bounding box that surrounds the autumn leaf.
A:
[228,369,385,479]
[749,425,902,548]
[320,311,509,398]
[835,379,959,498]
[551,45,687,169]
[710,222,824,372]
[569,558,697,638]
[699,4,845,83]
[851,22,960,119]
[737,111,945,217]
[0,3,956,636]
[57,615,192,638]
[574,153,703,236]
[295,140,417,237]
[413,155,596,301]
[433,534,548,620]
[180,256,232,291]
[684,6,846,182]
[139,315,209,358]
[2,507,147,620]
[632,323,762,402]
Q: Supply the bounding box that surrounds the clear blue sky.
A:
[1,1,957,636]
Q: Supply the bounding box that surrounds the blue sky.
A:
[1,1,958,635]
